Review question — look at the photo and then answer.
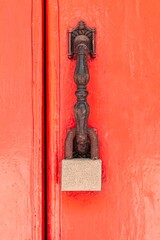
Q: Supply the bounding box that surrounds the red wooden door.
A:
[0,1,44,239]
[46,0,160,240]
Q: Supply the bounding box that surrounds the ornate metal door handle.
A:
[65,21,99,160]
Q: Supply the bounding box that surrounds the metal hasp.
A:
[65,21,98,160]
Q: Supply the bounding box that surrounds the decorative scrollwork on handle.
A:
[65,21,98,160]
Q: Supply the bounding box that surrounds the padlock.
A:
[61,21,102,191]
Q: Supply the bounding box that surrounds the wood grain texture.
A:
[0,0,44,239]
[47,0,160,239]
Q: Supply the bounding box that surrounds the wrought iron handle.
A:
[65,21,98,160]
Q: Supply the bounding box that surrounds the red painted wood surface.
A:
[46,0,160,239]
[0,1,44,239]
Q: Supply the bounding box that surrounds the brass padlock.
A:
[61,21,102,191]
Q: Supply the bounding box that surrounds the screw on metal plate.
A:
[65,21,98,160]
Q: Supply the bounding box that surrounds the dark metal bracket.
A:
[65,21,98,160]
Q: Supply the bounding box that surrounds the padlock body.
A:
[61,158,102,191]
